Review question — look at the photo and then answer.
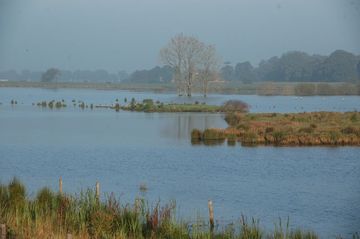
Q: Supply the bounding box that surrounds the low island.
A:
[192,111,360,146]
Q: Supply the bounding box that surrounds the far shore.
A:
[1,80,360,96]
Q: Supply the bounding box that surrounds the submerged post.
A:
[59,177,63,195]
[208,200,214,233]
[1,224,6,239]
[96,181,100,199]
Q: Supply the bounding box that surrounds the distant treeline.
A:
[0,69,129,83]
[1,50,359,83]
[221,49,360,83]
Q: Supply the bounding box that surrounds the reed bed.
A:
[193,112,360,146]
[0,178,326,239]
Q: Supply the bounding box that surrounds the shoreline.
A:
[1,81,360,96]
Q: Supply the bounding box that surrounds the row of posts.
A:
[0,178,215,239]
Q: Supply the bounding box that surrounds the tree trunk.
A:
[203,80,208,97]
[187,71,192,97]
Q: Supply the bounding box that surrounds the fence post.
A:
[1,224,6,239]
[96,181,100,199]
[59,177,63,195]
[208,200,214,233]
[67,233,72,239]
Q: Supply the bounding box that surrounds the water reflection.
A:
[160,113,226,140]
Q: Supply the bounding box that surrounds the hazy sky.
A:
[0,0,359,72]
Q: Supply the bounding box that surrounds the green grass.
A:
[0,179,333,239]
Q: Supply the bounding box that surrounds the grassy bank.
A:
[0,178,331,239]
[192,112,360,146]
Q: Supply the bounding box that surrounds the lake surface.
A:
[0,88,359,238]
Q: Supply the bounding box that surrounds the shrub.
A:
[114,103,120,112]
[224,113,242,126]
[222,100,249,112]
[191,129,202,141]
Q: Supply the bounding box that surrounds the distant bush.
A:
[191,129,202,141]
[224,113,242,126]
[222,100,249,112]
[114,103,120,112]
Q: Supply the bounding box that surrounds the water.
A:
[0,88,359,238]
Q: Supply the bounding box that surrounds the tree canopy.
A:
[160,34,220,96]
[41,68,61,82]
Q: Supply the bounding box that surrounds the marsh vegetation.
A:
[0,179,326,239]
[192,112,360,146]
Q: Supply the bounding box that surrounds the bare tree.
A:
[197,45,221,97]
[160,34,219,97]
[160,34,186,96]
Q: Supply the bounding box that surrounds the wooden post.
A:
[96,181,100,199]
[59,177,63,195]
[1,224,6,239]
[67,233,72,239]
[208,200,214,233]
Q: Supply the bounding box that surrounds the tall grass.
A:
[0,178,348,239]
